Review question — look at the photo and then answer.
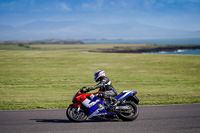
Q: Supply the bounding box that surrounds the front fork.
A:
[72,104,89,116]
[76,106,81,112]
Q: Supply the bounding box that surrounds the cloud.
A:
[58,3,72,11]
[188,0,200,2]
[166,0,175,3]
[81,0,105,11]
[143,0,157,9]
[120,1,128,7]
[97,0,104,8]
[0,1,16,10]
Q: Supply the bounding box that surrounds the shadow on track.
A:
[31,119,71,123]
[31,118,120,123]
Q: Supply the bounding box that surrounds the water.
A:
[147,49,200,55]
[83,38,200,55]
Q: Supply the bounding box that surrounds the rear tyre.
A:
[66,105,87,122]
[117,101,139,121]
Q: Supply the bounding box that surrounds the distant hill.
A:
[1,20,200,40]
[0,38,84,44]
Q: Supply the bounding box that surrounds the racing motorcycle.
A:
[66,87,139,122]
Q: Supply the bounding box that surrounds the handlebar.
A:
[80,86,88,93]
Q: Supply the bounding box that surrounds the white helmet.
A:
[94,70,105,82]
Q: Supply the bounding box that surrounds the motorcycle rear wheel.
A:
[117,101,139,121]
[66,105,87,122]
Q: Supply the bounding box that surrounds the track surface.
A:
[0,104,200,133]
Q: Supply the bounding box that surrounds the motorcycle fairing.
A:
[88,100,108,118]
[81,94,108,118]
[115,90,137,101]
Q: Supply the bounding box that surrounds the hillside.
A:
[0,38,84,44]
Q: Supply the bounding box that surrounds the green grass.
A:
[0,44,33,51]
[0,44,200,110]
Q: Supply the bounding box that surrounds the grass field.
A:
[0,44,200,110]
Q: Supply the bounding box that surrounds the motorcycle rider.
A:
[85,70,119,107]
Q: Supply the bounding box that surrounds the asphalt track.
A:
[0,104,199,133]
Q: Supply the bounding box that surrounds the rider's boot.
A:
[109,97,119,110]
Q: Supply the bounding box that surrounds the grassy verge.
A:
[0,44,199,110]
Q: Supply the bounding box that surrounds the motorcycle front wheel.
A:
[117,101,139,121]
[66,105,87,122]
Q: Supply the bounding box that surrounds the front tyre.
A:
[66,105,87,122]
[117,101,139,121]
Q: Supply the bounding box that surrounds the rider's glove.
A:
[86,87,94,92]
[97,92,104,98]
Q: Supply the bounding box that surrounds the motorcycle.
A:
[66,87,139,122]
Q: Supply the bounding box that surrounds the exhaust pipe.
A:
[115,106,131,110]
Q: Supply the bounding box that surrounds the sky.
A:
[0,0,200,40]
